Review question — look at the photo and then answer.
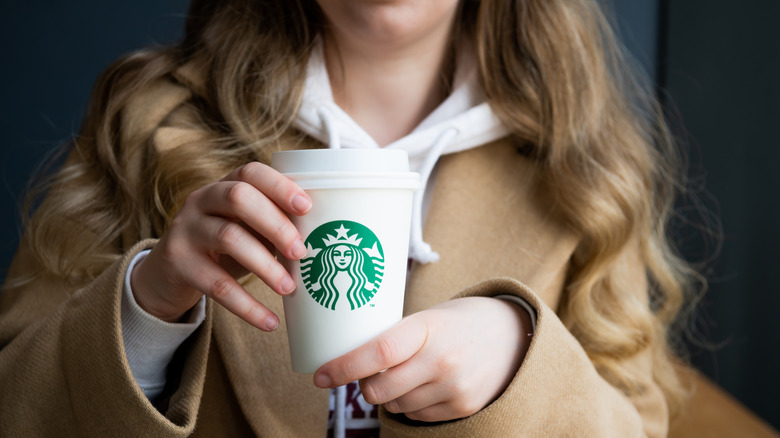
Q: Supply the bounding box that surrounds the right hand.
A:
[130,162,311,331]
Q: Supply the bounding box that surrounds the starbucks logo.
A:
[300,221,384,311]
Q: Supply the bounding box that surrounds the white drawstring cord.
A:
[316,116,460,438]
[321,107,347,438]
[334,385,346,438]
[317,106,460,263]
[408,126,460,264]
[317,106,460,264]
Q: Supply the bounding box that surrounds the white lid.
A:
[272,149,411,173]
[272,149,420,190]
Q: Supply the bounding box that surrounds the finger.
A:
[195,215,296,295]
[382,382,450,415]
[314,316,429,388]
[222,162,312,215]
[404,402,461,423]
[217,253,250,279]
[186,251,280,331]
[359,356,436,405]
[197,180,307,261]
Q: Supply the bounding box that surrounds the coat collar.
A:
[405,138,580,313]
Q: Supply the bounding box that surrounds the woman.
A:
[0,0,697,436]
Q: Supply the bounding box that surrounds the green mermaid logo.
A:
[300,221,384,311]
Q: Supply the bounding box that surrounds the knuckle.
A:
[443,379,480,418]
[383,399,400,413]
[270,216,297,246]
[208,276,234,300]
[180,193,198,212]
[168,214,188,232]
[452,397,479,418]
[235,162,263,181]
[243,302,268,327]
[450,398,468,418]
[332,361,355,384]
[269,214,288,235]
[343,359,362,380]
[256,261,288,293]
[270,174,290,197]
[405,411,427,422]
[184,185,207,204]
[256,211,294,245]
[436,352,458,376]
[223,181,251,206]
[375,336,400,366]
[360,382,379,405]
[255,251,282,278]
[158,235,185,263]
[360,380,385,405]
[215,221,243,248]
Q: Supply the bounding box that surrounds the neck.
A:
[322,19,455,146]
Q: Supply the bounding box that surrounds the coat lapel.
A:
[212,280,330,437]
[405,139,580,314]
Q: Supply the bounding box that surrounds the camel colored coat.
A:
[0,65,668,437]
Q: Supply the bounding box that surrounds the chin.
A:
[316,0,459,48]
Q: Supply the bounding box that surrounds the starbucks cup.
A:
[272,149,420,373]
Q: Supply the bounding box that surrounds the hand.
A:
[313,297,532,422]
[130,162,311,330]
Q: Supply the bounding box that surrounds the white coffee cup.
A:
[272,149,420,373]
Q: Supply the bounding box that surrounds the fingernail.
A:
[291,194,311,214]
[314,373,331,388]
[291,239,307,260]
[281,275,296,294]
[264,315,278,331]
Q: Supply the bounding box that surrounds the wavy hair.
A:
[11,0,701,418]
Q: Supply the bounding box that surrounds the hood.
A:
[293,40,510,264]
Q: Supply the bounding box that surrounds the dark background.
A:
[2,0,778,430]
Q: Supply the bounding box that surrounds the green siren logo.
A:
[301,221,384,311]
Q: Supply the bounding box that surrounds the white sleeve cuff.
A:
[121,249,206,400]
[494,294,537,331]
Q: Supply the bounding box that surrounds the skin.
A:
[131,162,311,331]
[318,0,459,145]
[131,0,532,423]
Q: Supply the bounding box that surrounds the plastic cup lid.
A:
[271,149,410,173]
[271,149,420,190]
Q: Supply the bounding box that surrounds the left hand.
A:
[313,297,533,422]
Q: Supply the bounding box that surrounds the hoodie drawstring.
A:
[334,384,346,438]
[407,126,459,264]
[318,106,459,265]
[321,108,347,438]
[319,107,341,150]
[319,110,458,438]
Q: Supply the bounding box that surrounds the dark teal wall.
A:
[664,0,780,429]
[0,0,188,279]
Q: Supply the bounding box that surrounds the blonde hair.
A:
[13,0,699,418]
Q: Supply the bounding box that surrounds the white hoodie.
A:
[293,40,510,264]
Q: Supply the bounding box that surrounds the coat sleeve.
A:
[0,238,213,437]
[0,68,215,436]
[379,277,668,438]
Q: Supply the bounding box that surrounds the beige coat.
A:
[0,66,668,437]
